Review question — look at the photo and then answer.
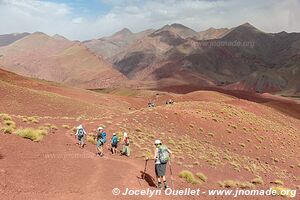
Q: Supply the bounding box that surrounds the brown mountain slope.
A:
[111,23,300,96]
[0,32,30,47]
[83,28,155,60]
[0,32,127,89]
[197,27,232,40]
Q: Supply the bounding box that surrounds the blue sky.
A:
[0,0,299,40]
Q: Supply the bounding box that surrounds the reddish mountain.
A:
[109,23,300,96]
[83,28,154,60]
[0,32,127,89]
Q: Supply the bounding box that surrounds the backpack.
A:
[101,132,107,143]
[78,128,84,137]
[112,136,118,145]
[124,137,130,146]
[158,145,170,164]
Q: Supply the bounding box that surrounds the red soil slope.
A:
[1,70,299,200]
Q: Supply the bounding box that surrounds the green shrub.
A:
[251,176,264,185]
[87,135,96,144]
[272,180,284,185]
[239,182,255,189]
[1,126,14,134]
[218,180,238,188]
[4,120,16,127]
[16,128,47,142]
[219,180,255,189]
[27,116,39,124]
[196,172,207,182]
[168,139,175,145]
[1,114,12,121]
[50,125,58,130]
[179,170,199,184]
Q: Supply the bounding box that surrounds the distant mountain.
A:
[197,27,231,40]
[0,32,30,47]
[0,32,127,89]
[156,23,199,39]
[108,23,300,95]
[83,28,155,60]
[1,22,300,96]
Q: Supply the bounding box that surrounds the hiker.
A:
[95,127,107,157]
[153,139,172,189]
[121,132,130,156]
[111,133,119,155]
[166,99,174,105]
[75,124,86,148]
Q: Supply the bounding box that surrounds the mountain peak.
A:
[237,22,260,31]
[170,23,190,29]
[32,31,48,36]
[113,28,132,36]
[155,23,197,39]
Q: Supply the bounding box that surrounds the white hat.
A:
[113,133,116,136]
[154,139,162,145]
[123,132,128,137]
[98,127,103,131]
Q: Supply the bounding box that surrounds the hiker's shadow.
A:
[138,171,156,187]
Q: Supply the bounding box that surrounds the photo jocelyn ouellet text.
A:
[112,187,297,198]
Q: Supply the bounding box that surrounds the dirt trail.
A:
[0,128,149,200]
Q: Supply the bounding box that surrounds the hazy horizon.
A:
[1,0,300,40]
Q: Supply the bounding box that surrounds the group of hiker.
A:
[165,99,174,105]
[75,124,173,189]
[148,99,175,107]
[148,101,155,107]
[75,125,130,157]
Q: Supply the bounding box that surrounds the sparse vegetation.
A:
[218,180,254,189]
[271,180,284,185]
[50,125,58,130]
[239,143,246,148]
[1,126,14,134]
[27,116,39,124]
[1,113,12,121]
[196,172,207,182]
[179,170,199,184]
[87,135,96,144]
[135,128,142,132]
[0,114,17,134]
[251,176,264,185]
[62,125,71,129]
[208,132,214,137]
[16,128,47,142]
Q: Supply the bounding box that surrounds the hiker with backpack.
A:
[152,139,172,189]
[75,125,86,148]
[95,127,107,157]
[121,132,130,157]
[111,133,119,155]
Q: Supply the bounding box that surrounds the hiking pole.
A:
[142,159,148,179]
[169,159,175,190]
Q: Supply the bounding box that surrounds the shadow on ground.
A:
[138,171,156,187]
